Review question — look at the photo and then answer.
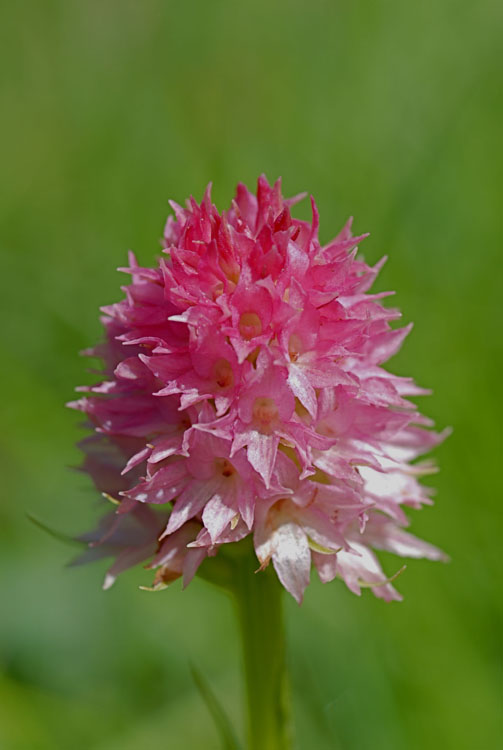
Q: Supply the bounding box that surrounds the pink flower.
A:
[69,176,448,603]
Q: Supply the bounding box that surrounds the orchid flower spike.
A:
[69,176,448,603]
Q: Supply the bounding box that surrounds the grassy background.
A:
[0,1,501,748]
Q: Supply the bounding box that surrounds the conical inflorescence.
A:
[69,176,448,603]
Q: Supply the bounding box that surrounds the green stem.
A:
[233,552,292,750]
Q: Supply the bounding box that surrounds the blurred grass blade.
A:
[26,513,82,547]
[190,664,242,750]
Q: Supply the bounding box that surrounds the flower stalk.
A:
[234,550,292,750]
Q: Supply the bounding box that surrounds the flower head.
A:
[69,176,448,603]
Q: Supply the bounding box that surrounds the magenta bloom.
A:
[69,176,448,603]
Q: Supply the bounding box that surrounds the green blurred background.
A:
[1,1,501,748]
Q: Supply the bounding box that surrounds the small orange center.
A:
[252,397,279,430]
[213,358,234,389]
[239,312,262,340]
[212,281,224,299]
[219,260,240,285]
[215,458,236,478]
[288,334,302,362]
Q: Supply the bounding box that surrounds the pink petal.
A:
[165,477,222,534]
[202,491,238,542]
[124,462,188,504]
[246,431,279,489]
[336,543,402,602]
[271,522,311,604]
[287,364,317,418]
[312,551,338,583]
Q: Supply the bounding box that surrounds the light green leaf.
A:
[190,664,242,750]
[26,513,82,547]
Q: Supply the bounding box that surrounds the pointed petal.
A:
[165,477,222,534]
[124,462,188,504]
[182,548,208,587]
[103,542,155,590]
[202,490,238,542]
[287,364,317,418]
[336,543,402,602]
[271,522,311,604]
[246,432,279,489]
[237,484,255,529]
[364,520,448,561]
[363,324,413,364]
[312,551,338,583]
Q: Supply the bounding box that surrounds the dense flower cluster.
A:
[69,176,447,603]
